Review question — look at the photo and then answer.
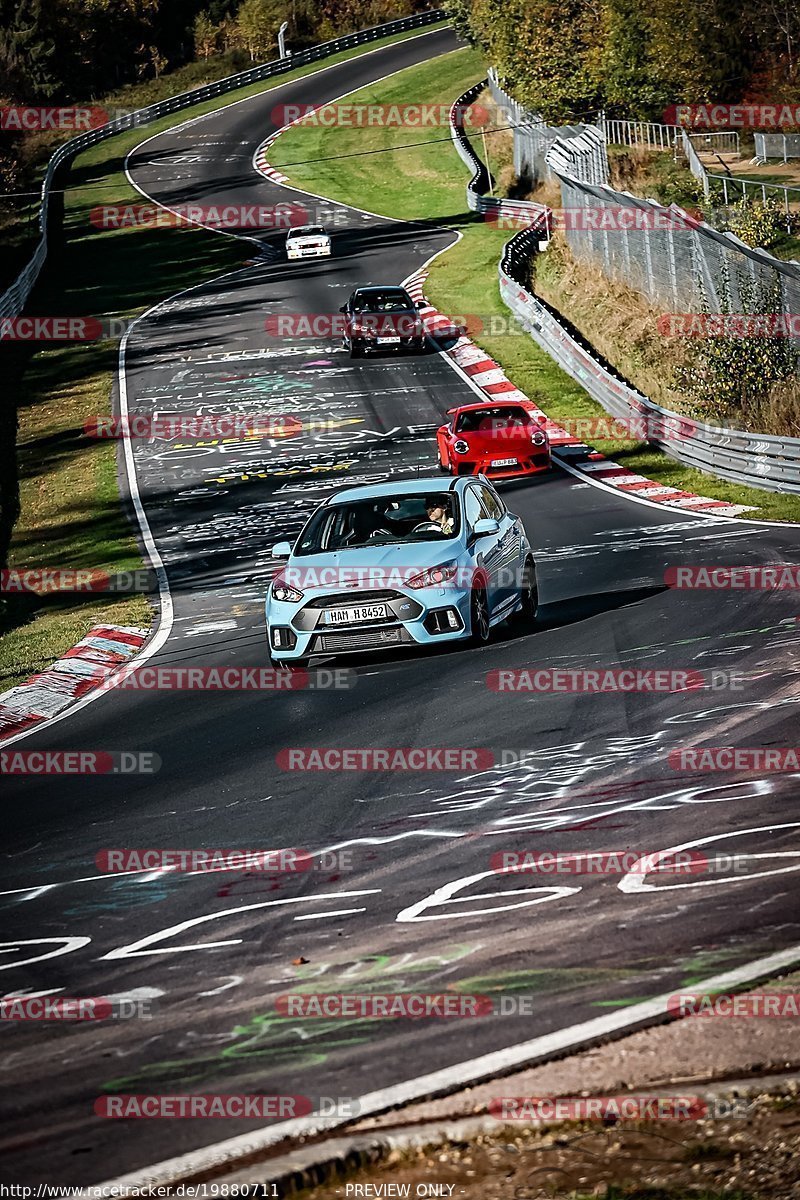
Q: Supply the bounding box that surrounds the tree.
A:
[193,10,219,58]
[0,0,59,101]
[470,0,602,122]
[235,0,281,61]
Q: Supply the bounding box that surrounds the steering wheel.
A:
[411,521,441,534]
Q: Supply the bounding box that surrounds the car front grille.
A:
[305,590,403,608]
[312,626,413,653]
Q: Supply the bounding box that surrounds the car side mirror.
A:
[271,541,292,558]
[472,518,499,537]
[416,300,426,309]
[339,305,347,313]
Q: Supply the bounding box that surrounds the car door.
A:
[463,484,504,615]
[476,483,521,613]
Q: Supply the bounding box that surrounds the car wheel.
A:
[350,339,363,359]
[469,585,491,646]
[513,556,539,629]
[437,451,450,474]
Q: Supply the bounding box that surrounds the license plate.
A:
[376,336,400,345]
[491,458,518,467]
[325,604,387,624]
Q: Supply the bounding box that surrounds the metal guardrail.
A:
[755,133,800,163]
[602,117,679,152]
[450,95,800,495]
[708,171,800,215]
[681,128,799,214]
[689,130,740,156]
[0,9,448,320]
[449,81,549,226]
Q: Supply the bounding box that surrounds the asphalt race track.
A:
[2,26,800,1186]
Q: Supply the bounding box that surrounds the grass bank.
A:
[268,50,800,523]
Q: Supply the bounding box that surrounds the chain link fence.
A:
[451,85,800,494]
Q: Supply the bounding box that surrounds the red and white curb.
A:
[253,131,289,184]
[0,625,149,743]
[405,269,755,518]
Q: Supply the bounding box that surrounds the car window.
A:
[295,493,460,554]
[353,292,411,313]
[455,406,531,434]
[477,484,505,521]
[463,487,484,529]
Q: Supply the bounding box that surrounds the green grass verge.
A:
[270,51,800,523]
[1,26,449,695]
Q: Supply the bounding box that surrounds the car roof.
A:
[447,399,536,414]
[325,477,461,503]
[351,285,410,295]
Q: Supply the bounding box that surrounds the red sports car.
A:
[436,400,551,479]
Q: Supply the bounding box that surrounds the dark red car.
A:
[436,400,551,479]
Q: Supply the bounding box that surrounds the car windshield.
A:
[455,406,532,433]
[293,226,325,236]
[352,291,412,313]
[296,493,460,554]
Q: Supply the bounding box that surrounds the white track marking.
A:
[619,822,800,893]
[292,907,367,921]
[396,870,579,922]
[0,938,91,972]
[100,891,381,959]
[96,942,800,1191]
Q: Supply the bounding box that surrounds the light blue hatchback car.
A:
[265,475,537,664]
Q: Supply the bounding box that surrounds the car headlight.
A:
[531,429,548,446]
[271,578,304,602]
[407,562,458,589]
[453,439,469,454]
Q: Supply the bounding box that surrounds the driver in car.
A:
[425,497,455,535]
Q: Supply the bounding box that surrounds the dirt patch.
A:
[301,1090,800,1199]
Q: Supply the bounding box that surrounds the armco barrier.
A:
[449,80,549,229]
[450,88,800,495]
[0,9,447,321]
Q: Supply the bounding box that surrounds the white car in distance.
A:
[285,225,332,260]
